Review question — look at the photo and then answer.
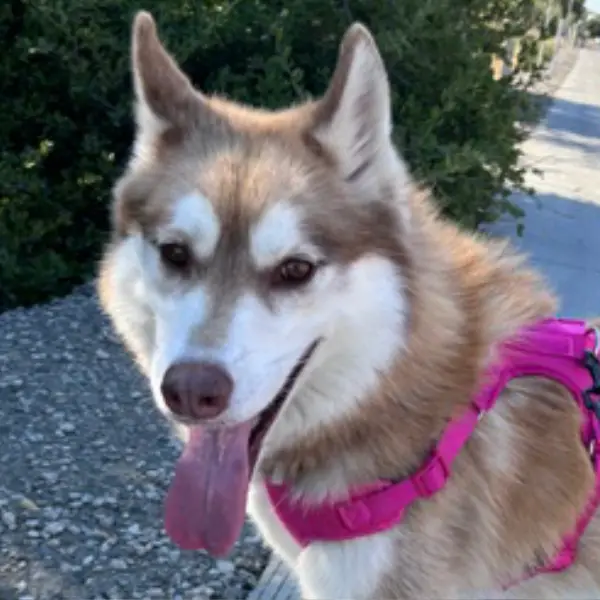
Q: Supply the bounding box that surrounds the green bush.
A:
[587,16,600,38]
[1,0,543,311]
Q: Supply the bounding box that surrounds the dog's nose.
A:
[160,361,233,421]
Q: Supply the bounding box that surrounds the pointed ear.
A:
[131,11,203,133]
[312,24,398,189]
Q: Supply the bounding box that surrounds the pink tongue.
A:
[164,422,253,556]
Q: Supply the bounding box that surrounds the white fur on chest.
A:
[248,478,395,599]
[247,479,302,567]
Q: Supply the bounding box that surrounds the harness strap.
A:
[266,403,488,546]
[505,318,591,359]
[265,318,600,584]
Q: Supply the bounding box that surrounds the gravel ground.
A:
[0,283,270,600]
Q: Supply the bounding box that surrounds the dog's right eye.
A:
[159,242,191,270]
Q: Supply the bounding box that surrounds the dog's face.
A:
[98,13,411,453]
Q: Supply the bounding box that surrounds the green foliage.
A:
[1,0,547,310]
[587,16,600,38]
[560,0,586,20]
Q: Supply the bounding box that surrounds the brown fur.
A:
[98,12,600,599]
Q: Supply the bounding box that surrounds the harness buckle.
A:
[412,452,450,498]
[583,348,600,421]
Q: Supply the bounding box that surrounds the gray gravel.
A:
[0,284,269,600]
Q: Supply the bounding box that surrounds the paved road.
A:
[249,47,600,600]
[490,46,600,317]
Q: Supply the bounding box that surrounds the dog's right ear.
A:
[130,12,206,142]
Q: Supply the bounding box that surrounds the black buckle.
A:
[583,349,600,421]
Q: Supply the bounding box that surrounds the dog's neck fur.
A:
[260,193,557,501]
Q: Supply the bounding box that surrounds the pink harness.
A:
[265,318,600,582]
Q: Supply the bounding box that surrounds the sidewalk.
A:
[489,46,600,317]
[248,47,600,600]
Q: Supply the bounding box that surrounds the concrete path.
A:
[248,47,600,600]
[490,46,600,317]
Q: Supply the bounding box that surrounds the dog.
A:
[97,11,600,599]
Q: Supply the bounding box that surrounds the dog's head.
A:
[99,13,413,553]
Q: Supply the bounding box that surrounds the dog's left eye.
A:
[272,258,316,287]
[159,242,191,270]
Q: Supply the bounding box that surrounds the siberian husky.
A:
[98,11,600,599]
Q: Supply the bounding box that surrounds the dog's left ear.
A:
[311,24,398,191]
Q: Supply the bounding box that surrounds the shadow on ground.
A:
[486,191,600,318]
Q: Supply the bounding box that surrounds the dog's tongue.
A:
[164,422,253,556]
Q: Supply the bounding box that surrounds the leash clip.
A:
[583,328,600,421]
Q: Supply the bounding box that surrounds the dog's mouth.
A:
[164,339,321,557]
[247,339,321,472]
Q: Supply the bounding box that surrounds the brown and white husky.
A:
[98,11,600,599]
